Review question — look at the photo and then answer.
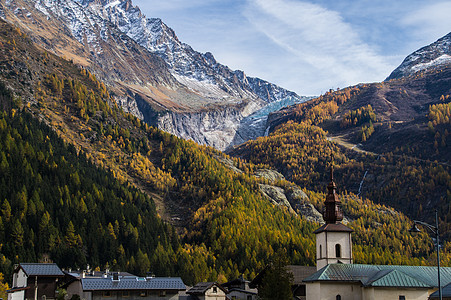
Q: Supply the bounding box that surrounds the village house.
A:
[222,275,257,300]
[183,282,227,300]
[64,271,186,300]
[7,263,65,300]
[303,169,451,300]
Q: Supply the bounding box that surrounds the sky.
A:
[132,0,451,96]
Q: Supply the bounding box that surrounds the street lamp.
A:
[409,210,441,300]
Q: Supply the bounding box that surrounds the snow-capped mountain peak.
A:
[4,0,307,150]
[387,32,451,80]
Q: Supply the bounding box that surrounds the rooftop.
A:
[304,264,451,288]
[313,223,353,234]
[187,282,226,295]
[81,277,186,291]
[430,282,451,298]
[18,263,64,277]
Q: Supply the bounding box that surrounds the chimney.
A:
[112,273,120,282]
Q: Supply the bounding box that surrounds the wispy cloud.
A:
[243,0,394,93]
[131,0,449,95]
[401,2,451,45]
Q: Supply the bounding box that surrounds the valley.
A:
[0,0,450,290]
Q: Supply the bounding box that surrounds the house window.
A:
[319,245,322,258]
[139,291,147,297]
[247,296,252,300]
[159,291,166,297]
[103,292,112,298]
[336,295,341,300]
[212,286,218,293]
[335,244,341,258]
[122,291,130,298]
[399,296,406,300]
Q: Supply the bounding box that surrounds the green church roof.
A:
[304,264,451,288]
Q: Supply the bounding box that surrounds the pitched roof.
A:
[187,282,226,295]
[81,277,186,291]
[18,263,64,277]
[430,282,451,298]
[313,223,354,234]
[367,270,429,288]
[288,265,317,285]
[222,275,250,289]
[304,264,451,288]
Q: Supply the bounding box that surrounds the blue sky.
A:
[132,0,451,96]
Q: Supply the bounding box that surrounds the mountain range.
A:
[0,0,450,285]
[0,0,309,150]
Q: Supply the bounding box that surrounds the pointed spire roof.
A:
[323,167,343,224]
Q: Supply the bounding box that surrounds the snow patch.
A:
[411,54,451,73]
[104,0,120,9]
[172,73,232,100]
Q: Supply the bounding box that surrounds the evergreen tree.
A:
[258,249,294,300]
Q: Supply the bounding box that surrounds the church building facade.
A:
[304,169,451,300]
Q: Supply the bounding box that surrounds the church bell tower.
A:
[314,167,353,270]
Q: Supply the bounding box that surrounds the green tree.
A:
[0,272,9,300]
[258,249,294,300]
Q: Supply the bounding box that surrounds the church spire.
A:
[323,167,343,224]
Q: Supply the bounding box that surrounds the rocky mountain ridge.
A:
[93,0,298,104]
[387,32,451,80]
[0,0,307,150]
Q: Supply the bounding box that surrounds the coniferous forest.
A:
[0,19,450,288]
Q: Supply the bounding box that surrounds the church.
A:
[303,169,451,300]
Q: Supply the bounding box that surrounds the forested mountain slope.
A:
[228,63,451,240]
[0,19,449,288]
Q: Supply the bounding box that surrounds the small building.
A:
[185,282,227,300]
[222,275,257,300]
[288,266,317,300]
[64,271,186,300]
[7,263,64,300]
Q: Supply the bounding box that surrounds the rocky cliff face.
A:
[2,0,307,150]
[387,32,451,80]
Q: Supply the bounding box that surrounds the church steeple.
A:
[314,167,353,270]
[323,167,343,224]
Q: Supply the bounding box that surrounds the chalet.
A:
[64,271,186,300]
[304,169,451,300]
[7,263,64,300]
[185,282,227,300]
[222,275,257,300]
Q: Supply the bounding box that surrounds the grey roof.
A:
[187,282,226,295]
[304,264,451,288]
[19,263,64,277]
[430,282,451,298]
[288,265,317,285]
[81,277,186,291]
